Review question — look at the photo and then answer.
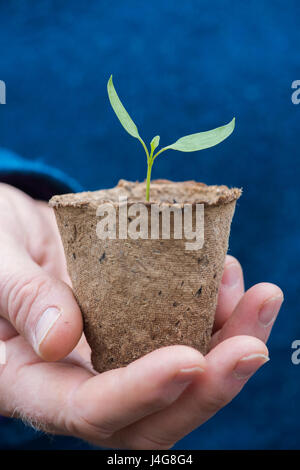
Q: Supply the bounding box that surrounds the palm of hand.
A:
[0,184,283,449]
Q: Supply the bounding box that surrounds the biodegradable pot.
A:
[49,179,241,373]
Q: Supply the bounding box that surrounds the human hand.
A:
[0,183,284,449]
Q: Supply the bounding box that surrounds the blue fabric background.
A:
[0,0,299,449]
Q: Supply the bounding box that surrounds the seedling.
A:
[107,75,235,201]
[51,80,240,372]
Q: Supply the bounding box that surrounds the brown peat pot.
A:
[50,179,241,373]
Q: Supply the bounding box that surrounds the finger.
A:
[35,202,71,284]
[117,336,268,449]
[0,318,17,341]
[0,241,83,361]
[210,283,284,349]
[0,340,5,366]
[0,342,205,442]
[213,255,244,332]
[68,346,206,443]
[74,334,91,362]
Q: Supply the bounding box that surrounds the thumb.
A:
[0,243,83,361]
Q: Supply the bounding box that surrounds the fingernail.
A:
[176,366,205,384]
[0,341,6,365]
[234,353,269,380]
[35,307,62,352]
[258,295,283,327]
[222,263,241,288]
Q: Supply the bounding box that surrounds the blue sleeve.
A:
[0,147,83,199]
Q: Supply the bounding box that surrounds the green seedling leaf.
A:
[150,135,160,154]
[107,75,236,201]
[163,117,235,152]
[107,75,140,139]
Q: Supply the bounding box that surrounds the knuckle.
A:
[66,413,115,442]
[66,390,115,442]
[5,274,50,330]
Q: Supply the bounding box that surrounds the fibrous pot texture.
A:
[50,179,241,373]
